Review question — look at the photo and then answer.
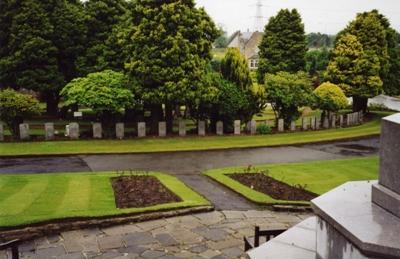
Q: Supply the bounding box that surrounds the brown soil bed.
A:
[229,173,318,201]
[111,176,182,209]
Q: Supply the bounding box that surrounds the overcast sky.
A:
[195,0,400,35]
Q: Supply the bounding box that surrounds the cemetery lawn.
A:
[0,172,209,227]
[204,156,379,205]
[0,113,387,157]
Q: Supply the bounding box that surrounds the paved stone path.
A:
[0,211,311,259]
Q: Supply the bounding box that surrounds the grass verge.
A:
[0,172,209,228]
[0,113,389,157]
[204,157,379,205]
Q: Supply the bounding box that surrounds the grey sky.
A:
[195,0,400,35]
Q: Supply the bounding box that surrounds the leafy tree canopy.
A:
[264,71,313,127]
[0,88,41,137]
[257,9,308,83]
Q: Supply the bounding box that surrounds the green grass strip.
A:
[204,157,379,205]
[0,172,209,227]
[0,112,389,157]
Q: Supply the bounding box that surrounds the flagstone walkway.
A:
[1,210,311,259]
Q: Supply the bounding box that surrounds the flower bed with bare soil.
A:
[112,176,182,208]
[229,173,317,201]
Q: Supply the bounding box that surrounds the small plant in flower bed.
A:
[228,166,317,201]
[257,124,272,135]
[112,170,181,209]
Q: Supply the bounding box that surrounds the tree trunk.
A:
[150,104,163,135]
[165,104,173,134]
[44,91,60,116]
[352,96,368,113]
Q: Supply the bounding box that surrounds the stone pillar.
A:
[116,123,124,139]
[339,115,344,127]
[0,123,3,141]
[310,117,316,130]
[302,117,308,131]
[347,114,352,126]
[290,121,296,131]
[323,117,330,129]
[278,119,284,132]
[45,123,55,141]
[158,122,166,137]
[138,122,146,138]
[372,113,400,218]
[69,123,79,140]
[179,120,186,137]
[234,120,241,135]
[93,123,102,139]
[249,120,257,135]
[331,115,337,128]
[216,121,223,136]
[198,121,206,136]
[315,117,321,130]
[19,124,30,140]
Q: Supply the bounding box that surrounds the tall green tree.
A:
[78,0,129,75]
[0,0,87,115]
[126,0,219,133]
[257,9,308,83]
[325,34,383,112]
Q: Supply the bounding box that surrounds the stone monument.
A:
[0,123,3,141]
[290,121,296,131]
[234,120,241,135]
[331,115,336,128]
[69,123,79,140]
[158,122,166,137]
[277,119,284,132]
[249,120,257,135]
[179,120,186,137]
[248,113,400,259]
[323,117,329,129]
[138,122,146,138]
[302,117,308,130]
[198,121,206,136]
[19,123,30,140]
[93,123,102,139]
[116,123,124,139]
[45,123,55,141]
[216,121,223,136]
[310,117,316,130]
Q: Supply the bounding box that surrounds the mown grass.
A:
[0,113,387,156]
[0,172,209,227]
[204,157,379,205]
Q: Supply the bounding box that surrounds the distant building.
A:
[227,30,263,70]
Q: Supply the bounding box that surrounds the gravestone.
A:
[302,117,308,131]
[116,123,124,139]
[331,115,336,128]
[249,120,257,135]
[278,119,284,132]
[339,115,344,127]
[323,117,330,129]
[355,112,360,124]
[315,117,321,130]
[0,123,3,141]
[179,120,186,137]
[45,123,55,141]
[310,117,316,130]
[347,114,352,126]
[198,121,206,136]
[19,124,30,140]
[138,122,146,138]
[93,123,102,139]
[216,121,223,136]
[290,121,296,131]
[69,123,79,140]
[234,120,241,135]
[359,111,364,123]
[158,122,166,137]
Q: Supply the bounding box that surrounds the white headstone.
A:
[216,121,223,136]
[45,123,55,141]
[302,117,309,130]
[19,123,30,140]
[339,115,344,127]
[315,117,321,130]
[93,123,102,139]
[278,119,284,132]
[69,123,79,139]
[138,122,146,138]
[323,117,330,129]
[234,120,241,135]
[179,120,186,137]
[116,123,124,139]
[290,121,296,131]
[158,122,166,137]
[249,120,257,135]
[198,121,206,136]
[0,123,4,141]
[331,115,337,128]
[310,117,316,130]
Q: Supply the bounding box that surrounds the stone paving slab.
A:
[5,210,310,259]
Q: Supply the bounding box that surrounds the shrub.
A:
[314,82,348,113]
[0,88,41,137]
[257,124,272,135]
